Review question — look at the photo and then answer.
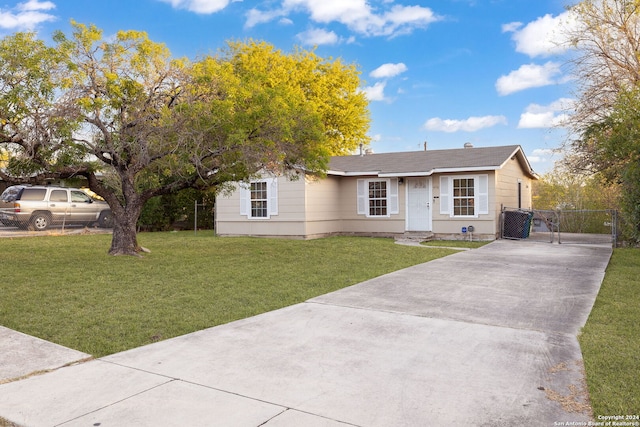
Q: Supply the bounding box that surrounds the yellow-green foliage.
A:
[0,23,371,255]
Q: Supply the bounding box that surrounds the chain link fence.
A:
[501,207,618,246]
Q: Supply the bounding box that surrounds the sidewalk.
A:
[0,239,612,426]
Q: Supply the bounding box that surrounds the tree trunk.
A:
[108,199,144,256]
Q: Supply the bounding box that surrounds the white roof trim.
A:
[498,146,537,178]
[379,166,500,177]
[378,172,433,177]
[430,166,501,174]
[327,170,380,176]
[330,166,502,178]
[498,146,521,170]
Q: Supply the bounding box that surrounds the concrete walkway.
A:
[0,239,612,426]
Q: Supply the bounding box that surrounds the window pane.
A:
[452,178,475,216]
[368,180,387,216]
[21,189,47,201]
[71,191,90,202]
[50,190,68,202]
[250,182,268,218]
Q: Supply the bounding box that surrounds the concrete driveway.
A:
[0,239,612,426]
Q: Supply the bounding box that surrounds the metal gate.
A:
[501,207,618,246]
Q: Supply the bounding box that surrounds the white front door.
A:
[406,177,431,231]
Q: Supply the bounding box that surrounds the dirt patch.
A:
[541,359,593,417]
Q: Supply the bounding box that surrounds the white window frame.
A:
[239,178,278,219]
[439,175,488,218]
[357,178,399,218]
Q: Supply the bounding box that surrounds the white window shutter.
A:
[239,183,248,217]
[478,175,488,215]
[439,176,450,215]
[357,179,366,215]
[389,178,399,214]
[269,178,278,216]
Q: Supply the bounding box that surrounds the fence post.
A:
[194,200,198,235]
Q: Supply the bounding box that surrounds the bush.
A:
[138,188,214,231]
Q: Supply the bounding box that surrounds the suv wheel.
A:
[30,213,51,231]
[98,210,113,228]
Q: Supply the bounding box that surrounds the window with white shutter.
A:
[441,174,489,218]
[356,178,398,217]
[239,178,278,219]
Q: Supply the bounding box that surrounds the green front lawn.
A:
[2,231,636,415]
[0,232,457,357]
[579,248,640,416]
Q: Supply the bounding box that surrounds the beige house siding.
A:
[215,145,536,241]
[495,156,533,210]
[302,175,342,238]
[431,172,498,239]
[338,177,405,235]
[216,177,308,238]
[216,174,407,238]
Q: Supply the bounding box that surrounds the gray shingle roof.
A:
[328,145,536,178]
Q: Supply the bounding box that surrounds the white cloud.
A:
[361,81,387,102]
[296,28,340,46]
[528,148,556,164]
[533,148,554,156]
[159,0,231,14]
[518,98,574,128]
[496,61,562,96]
[18,0,55,11]
[423,115,507,133]
[0,0,56,30]
[370,63,407,79]
[503,11,577,58]
[518,112,556,129]
[245,8,286,28]
[501,21,522,33]
[247,0,441,37]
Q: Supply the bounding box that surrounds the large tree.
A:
[561,0,640,241]
[563,0,640,137]
[578,88,640,240]
[0,23,370,255]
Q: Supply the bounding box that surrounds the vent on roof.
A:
[464,142,474,148]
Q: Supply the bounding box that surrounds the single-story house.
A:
[215,144,538,241]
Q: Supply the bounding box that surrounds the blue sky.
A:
[0,0,578,174]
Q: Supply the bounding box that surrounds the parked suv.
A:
[0,185,113,230]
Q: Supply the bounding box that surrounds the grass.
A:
[579,248,640,415]
[0,231,458,357]
[2,232,636,414]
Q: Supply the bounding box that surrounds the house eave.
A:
[499,146,538,180]
[377,172,433,177]
[329,167,501,178]
[378,167,501,177]
[430,166,501,175]
[327,170,380,177]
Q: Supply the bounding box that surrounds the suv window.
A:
[71,190,91,203]
[1,186,24,202]
[20,188,47,201]
[50,189,68,202]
